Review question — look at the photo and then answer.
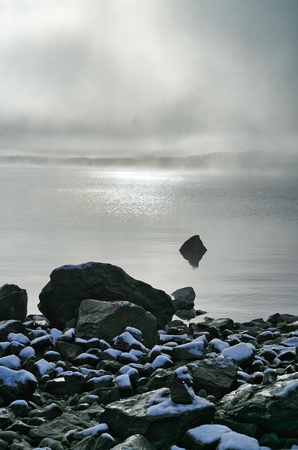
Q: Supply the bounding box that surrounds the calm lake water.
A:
[1,165,297,322]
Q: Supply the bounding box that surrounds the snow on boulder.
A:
[0,366,37,404]
[172,340,205,361]
[221,342,254,366]
[100,387,215,449]
[184,424,232,449]
[218,431,261,450]
[0,355,21,370]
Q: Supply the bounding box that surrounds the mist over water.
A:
[1,164,297,322]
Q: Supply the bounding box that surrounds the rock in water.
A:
[0,284,28,320]
[179,235,207,267]
[38,262,175,330]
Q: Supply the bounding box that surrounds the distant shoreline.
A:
[1,150,298,173]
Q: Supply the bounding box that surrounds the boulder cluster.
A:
[0,263,297,449]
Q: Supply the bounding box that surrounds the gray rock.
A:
[215,372,298,438]
[175,309,197,320]
[38,262,174,329]
[169,379,194,404]
[183,423,232,450]
[75,299,158,348]
[111,434,155,449]
[188,356,238,400]
[0,284,27,321]
[29,411,93,445]
[171,287,195,310]
[100,387,215,449]
[172,339,205,361]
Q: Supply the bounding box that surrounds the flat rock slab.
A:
[38,262,174,329]
[215,372,298,438]
[101,387,215,449]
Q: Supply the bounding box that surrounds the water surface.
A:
[1,165,297,322]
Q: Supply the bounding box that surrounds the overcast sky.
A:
[0,0,297,158]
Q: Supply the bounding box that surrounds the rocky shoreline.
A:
[0,262,297,449]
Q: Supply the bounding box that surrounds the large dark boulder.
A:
[179,236,207,268]
[75,299,158,348]
[0,284,27,321]
[38,262,175,330]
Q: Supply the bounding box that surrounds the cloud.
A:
[0,0,297,156]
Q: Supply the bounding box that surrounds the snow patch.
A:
[146,388,213,417]
[0,366,37,387]
[187,424,231,444]
[218,431,260,450]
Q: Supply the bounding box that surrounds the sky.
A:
[0,0,297,158]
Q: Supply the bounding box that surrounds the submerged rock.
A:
[179,236,207,268]
[38,262,175,329]
[0,284,27,321]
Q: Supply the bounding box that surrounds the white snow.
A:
[218,431,260,450]
[9,399,29,407]
[0,366,37,387]
[174,341,205,357]
[282,337,298,347]
[0,355,21,370]
[34,359,55,376]
[146,388,213,417]
[114,374,132,389]
[273,380,298,398]
[113,331,146,352]
[7,333,30,345]
[159,334,188,343]
[187,424,231,444]
[56,261,95,271]
[125,326,142,339]
[88,375,114,386]
[174,366,192,383]
[80,423,108,436]
[0,342,10,352]
[103,348,122,359]
[237,370,252,382]
[30,334,53,346]
[74,352,99,362]
[19,346,36,359]
[50,328,63,343]
[63,328,76,339]
[221,343,254,362]
[210,338,230,352]
[151,354,173,370]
